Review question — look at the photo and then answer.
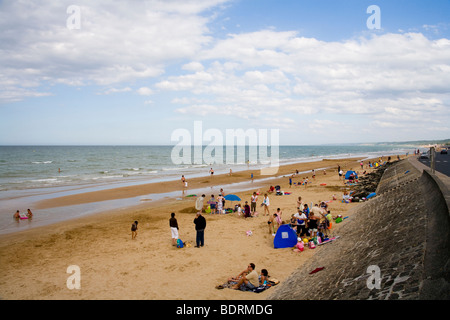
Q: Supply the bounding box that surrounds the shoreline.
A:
[1,155,399,237]
[34,157,363,210]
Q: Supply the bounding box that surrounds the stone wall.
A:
[268,158,450,300]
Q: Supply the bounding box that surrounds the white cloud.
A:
[136,87,153,96]
[154,30,450,138]
[0,0,230,103]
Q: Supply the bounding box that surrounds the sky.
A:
[0,0,449,146]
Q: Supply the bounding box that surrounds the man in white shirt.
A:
[294,209,307,237]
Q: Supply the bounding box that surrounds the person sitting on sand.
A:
[231,263,259,290]
[267,186,275,193]
[259,269,269,287]
[236,204,242,216]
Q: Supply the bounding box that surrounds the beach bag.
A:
[308,241,316,249]
[335,217,343,224]
[176,239,184,248]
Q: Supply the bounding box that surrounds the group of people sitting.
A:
[217,262,278,292]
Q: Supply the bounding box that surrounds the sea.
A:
[0,144,422,234]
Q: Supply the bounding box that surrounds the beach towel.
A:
[217,278,279,293]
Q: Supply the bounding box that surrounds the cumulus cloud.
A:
[0,0,229,103]
[156,30,450,135]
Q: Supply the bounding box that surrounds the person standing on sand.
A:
[195,194,205,214]
[262,194,270,216]
[250,192,258,214]
[170,213,179,246]
[194,212,206,248]
[208,195,217,214]
[244,201,251,218]
[131,221,138,240]
[268,214,276,234]
[217,193,224,214]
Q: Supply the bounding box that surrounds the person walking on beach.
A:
[250,192,258,214]
[194,212,206,248]
[297,196,303,210]
[131,221,138,240]
[262,194,270,216]
[170,213,179,246]
[195,194,205,214]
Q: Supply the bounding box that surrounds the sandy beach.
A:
[0,156,397,300]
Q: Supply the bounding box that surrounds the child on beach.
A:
[275,208,282,228]
[236,204,242,216]
[208,195,217,214]
[262,194,270,216]
[131,221,138,240]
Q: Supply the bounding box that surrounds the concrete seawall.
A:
[268,158,450,300]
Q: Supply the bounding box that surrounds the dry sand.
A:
[0,156,393,300]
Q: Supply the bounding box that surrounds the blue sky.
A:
[1,0,449,145]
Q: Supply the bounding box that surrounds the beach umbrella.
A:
[224,194,241,201]
[223,194,241,212]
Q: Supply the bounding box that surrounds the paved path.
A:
[418,152,450,176]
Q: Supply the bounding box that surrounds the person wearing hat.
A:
[194,211,206,248]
